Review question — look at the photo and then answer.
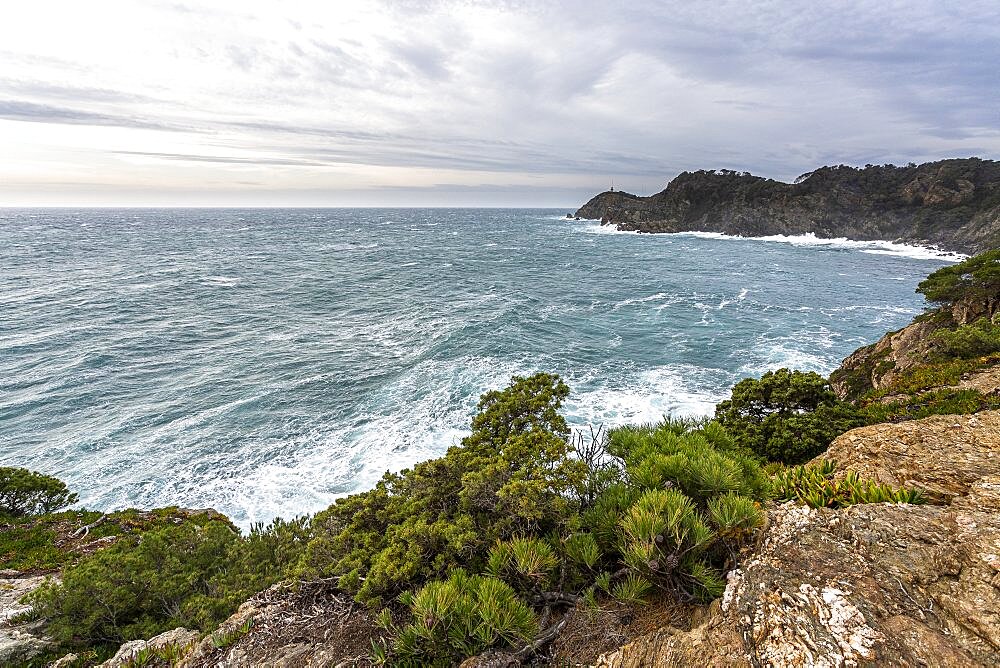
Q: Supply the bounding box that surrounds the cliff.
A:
[574,158,1000,254]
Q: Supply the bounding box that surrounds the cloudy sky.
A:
[2,1,998,206]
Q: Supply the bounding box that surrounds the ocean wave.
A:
[202,275,240,286]
[567,365,732,426]
[674,231,965,262]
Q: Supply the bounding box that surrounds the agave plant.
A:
[774,461,925,509]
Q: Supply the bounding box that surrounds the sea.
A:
[0,208,965,529]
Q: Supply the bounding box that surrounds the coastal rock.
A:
[574,159,1000,254]
[596,414,1000,667]
[829,297,1000,402]
[0,573,57,665]
[816,410,1000,503]
[176,581,378,667]
[100,627,201,667]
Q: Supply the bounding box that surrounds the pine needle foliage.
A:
[376,569,537,667]
[301,373,587,605]
[0,467,78,519]
[715,369,863,464]
[486,536,559,590]
[584,418,769,601]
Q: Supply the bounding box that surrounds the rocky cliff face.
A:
[574,159,1000,254]
[830,294,1000,401]
[595,411,1000,667]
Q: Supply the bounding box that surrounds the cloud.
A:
[0,100,184,131]
[0,0,998,205]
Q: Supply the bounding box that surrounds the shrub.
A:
[301,373,587,605]
[306,388,771,662]
[377,569,537,667]
[29,516,309,653]
[773,461,925,508]
[860,387,1000,424]
[0,468,78,518]
[714,369,862,464]
[586,419,769,601]
[933,315,1000,359]
[916,249,1000,306]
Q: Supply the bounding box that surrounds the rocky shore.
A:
[5,252,1000,667]
[574,158,1000,254]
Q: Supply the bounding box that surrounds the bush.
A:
[300,384,771,663]
[773,461,925,508]
[301,373,587,605]
[0,468,78,518]
[376,569,537,667]
[916,249,1000,306]
[714,369,862,464]
[860,387,1000,424]
[586,419,768,601]
[29,516,310,653]
[933,315,1000,359]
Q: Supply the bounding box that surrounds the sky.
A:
[1,1,999,207]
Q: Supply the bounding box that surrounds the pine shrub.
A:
[0,467,78,518]
[715,369,862,464]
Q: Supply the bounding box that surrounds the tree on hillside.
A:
[0,467,78,518]
[715,369,861,464]
[917,249,1000,307]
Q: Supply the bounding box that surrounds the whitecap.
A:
[567,365,731,426]
[202,276,240,286]
[673,231,965,262]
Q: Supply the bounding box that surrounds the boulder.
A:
[817,410,1000,503]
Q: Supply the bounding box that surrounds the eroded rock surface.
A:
[597,414,1000,667]
[176,580,378,668]
[100,627,200,667]
[0,572,56,665]
[818,410,1000,503]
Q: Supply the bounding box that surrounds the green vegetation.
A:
[916,249,1000,306]
[297,375,771,664]
[301,373,586,605]
[860,387,1000,424]
[773,461,925,508]
[211,617,254,650]
[0,507,232,573]
[715,369,862,464]
[376,570,537,667]
[933,314,1000,359]
[0,467,78,519]
[28,516,309,656]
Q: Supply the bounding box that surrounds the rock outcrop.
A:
[0,572,56,665]
[98,627,201,667]
[175,580,378,668]
[820,410,1000,503]
[574,159,1000,254]
[596,411,1000,667]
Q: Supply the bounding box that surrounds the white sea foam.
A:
[202,275,240,286]
[674,231,965,262]
[567,365,732,427]
[578,222,640,235]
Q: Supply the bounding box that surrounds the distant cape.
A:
[574,158,1000,254]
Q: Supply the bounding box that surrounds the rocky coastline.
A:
[4,252,1000,667]
[574,158,1000,254]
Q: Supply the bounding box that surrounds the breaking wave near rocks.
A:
[0,209,952,529]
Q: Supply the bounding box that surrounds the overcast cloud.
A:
[1,0,998,206]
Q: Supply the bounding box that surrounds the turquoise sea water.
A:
[0,208,960,528]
